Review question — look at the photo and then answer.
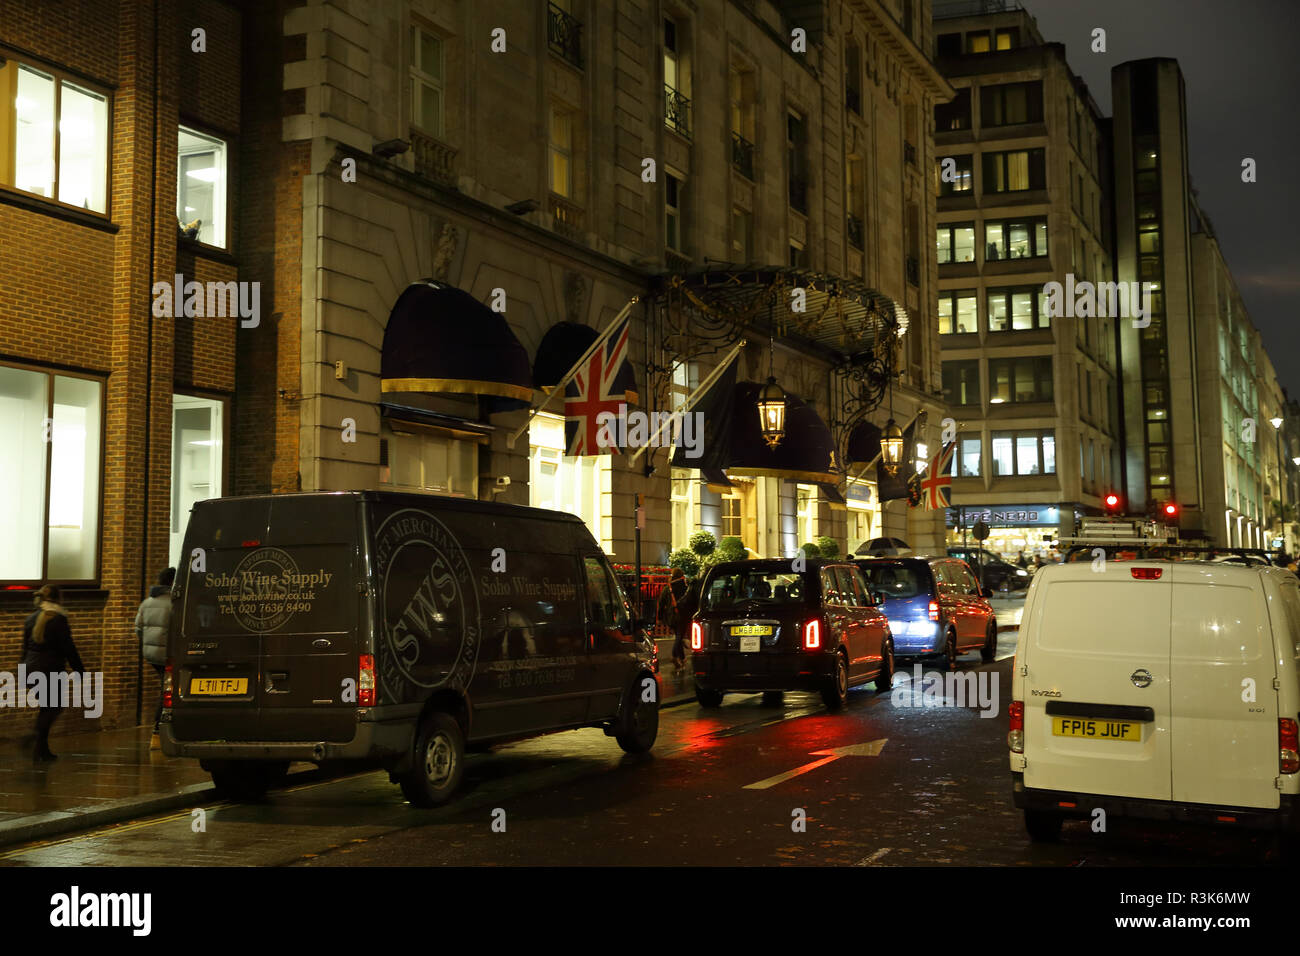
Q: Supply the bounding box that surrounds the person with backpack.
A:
[135,567,175,751]
[21,584,86,763]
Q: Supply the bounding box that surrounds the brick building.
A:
[0,0,246,739]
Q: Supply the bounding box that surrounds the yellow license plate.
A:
[1052,716,1141,742]
[731,625,773,636]
[189,677,248,696]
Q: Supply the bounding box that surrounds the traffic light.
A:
[1162,502,1180,524]
[1103,492,1122,514]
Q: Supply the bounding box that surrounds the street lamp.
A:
[757,377,786,449]
[1272,416,1284,429]
[880,419,904,475]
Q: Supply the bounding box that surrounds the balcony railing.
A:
[665,248,692,273]
[934,0,1022,18]
[547,2,583,68]
[664,84,692,138]
[905,255,920,286]
[904,141,917,166]
[550,194,585,240]
[788,175,808,214]
[846,214,863,250]
[731,131,755,180]
[410,128,458,187]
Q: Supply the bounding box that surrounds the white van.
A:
[1009,559,1300,841]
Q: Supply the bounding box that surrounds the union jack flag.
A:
[564,316,631,456]
[917,442,956,510]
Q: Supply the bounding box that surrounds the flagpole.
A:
[505,296,639,449]
[629,338,747,466]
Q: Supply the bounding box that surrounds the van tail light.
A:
[1130,567,1163,580]
[358,654,376,707]
[1280,718,1299,773]
[1008,700,1024,753]
[162,662,174,709]
[928,600,940,622]
[690,621,703,651]
[803,619,821,650]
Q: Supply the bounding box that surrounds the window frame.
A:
[937,221,976,264]
[409,23,447,139]
[177,122,232,250]
[982,147,1046,193]
[938,289,977,334]
[0,50,113,218]
[979,80,1044,127]
[937,153,974,196]
[984,216,1048,261]
[986,286,1051,332]
[988,355,1054,404]
[0,359,107,586]
[942,359,981,407]
[990,429,1056,477]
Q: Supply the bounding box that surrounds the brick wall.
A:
[0,0,246,742]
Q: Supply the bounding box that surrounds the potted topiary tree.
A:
[815,535,840,560]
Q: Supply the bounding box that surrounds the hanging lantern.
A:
[757,377,787,449]
[880,418,904,475]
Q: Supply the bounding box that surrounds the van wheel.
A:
[399,712,465,808]
[761,691,785,706]
[981,623,997,663]
[210,761,281,801]
[875,639,895,692]
[1025,810,1063,843]
[822,653,849,711]
[696,685,724,708]
[939,631,959,672]
[615,675,659,754]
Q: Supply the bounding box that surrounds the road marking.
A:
[855,847,892,865]
[743,739,888,790]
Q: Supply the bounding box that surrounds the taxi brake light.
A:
[803,619,821,650]
[690,621,703,651]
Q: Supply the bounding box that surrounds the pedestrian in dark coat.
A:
[135,567,175,750]
[657,569,689,669]
[21,584,86,762]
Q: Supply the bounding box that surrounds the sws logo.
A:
[49,886,150,936]
[373,509,481,699]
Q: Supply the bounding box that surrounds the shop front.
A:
[945,503,1082,562]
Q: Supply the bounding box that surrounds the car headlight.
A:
[1016,569,1028,576]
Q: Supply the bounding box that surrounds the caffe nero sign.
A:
[946,505,1064,528]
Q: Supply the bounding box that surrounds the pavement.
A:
[0,594,1025,852]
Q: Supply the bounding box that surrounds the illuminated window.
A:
[170,394,224,570]
[0,365,103,583]
[549,104,573,197]
[177,127,227,247]
[528,412,609,550]
[0,59,109,213]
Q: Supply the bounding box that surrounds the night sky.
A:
[1017,0,1300,395]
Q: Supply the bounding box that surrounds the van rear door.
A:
[1169,565,1279,810]
[1023,566,1172,802]
[173,494,360,743]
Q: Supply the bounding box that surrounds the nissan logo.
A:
[1130,668,1153,688]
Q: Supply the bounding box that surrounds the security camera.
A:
[494,476,511,488]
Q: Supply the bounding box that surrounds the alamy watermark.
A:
[890,664,1000,718]
[0,667,104,718]
[594,408,704,458]
[1043,274,1154,327]
[151,274,261,327]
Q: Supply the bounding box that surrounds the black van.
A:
[161,491,659,806]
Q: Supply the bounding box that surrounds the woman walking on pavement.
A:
[21,584,86,763]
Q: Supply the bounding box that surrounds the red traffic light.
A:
[1163,502,1179,518]
[1104,492,1121,511]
